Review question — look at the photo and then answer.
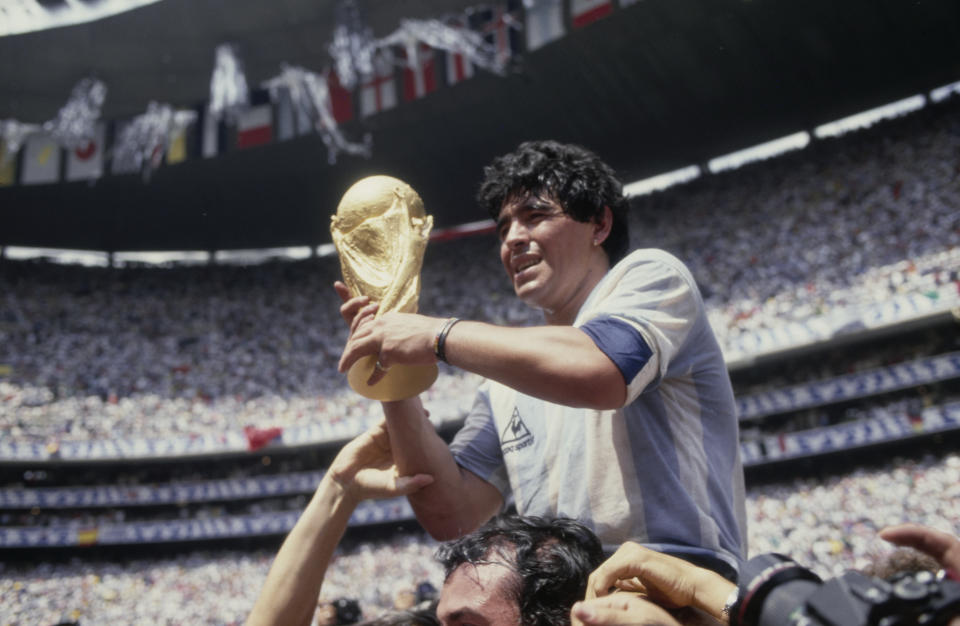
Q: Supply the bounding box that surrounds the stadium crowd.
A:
[633,104,960,349]
[2,102,959,448]
[1,99,960,624]
[747,451,960,578]
[739,387,954,439]
[0,494,310,529]
[730,326,959,396]
[2,450,957,625]
[0,254,485,446]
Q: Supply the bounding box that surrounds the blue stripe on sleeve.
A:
[579,316,653,383]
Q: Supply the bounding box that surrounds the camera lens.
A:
[733,554,822,626]
[753,578,822,624]
[892,577,929,602]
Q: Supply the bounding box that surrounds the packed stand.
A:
[730,325,960,396]
[0,256,488,446]
[747,452,960,577]
[0,102,958,448]
[630,102,960,350]
[2,451,957,624]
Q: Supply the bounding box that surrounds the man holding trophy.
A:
[333,140,747,579]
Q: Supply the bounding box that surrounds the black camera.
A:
[331,597,362,624]
[730,553,960,626]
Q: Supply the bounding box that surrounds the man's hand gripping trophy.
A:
[330,175,438,401]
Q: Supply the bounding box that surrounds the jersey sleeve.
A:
[576,251,701,404]
[449,382,511,502]
[579,315,654,384]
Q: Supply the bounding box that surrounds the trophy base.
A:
[347,355,439,401]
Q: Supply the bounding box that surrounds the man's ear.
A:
[593,206,613,247]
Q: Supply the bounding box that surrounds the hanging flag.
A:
[110,119,138,175]
[200,105,225,158]
[235,103,273,149]
[359,49,398,118]
[443,48,474,86]
[440,18,475,86]
[526,0,565,51]
[199,95,235,159]
[273,86,297,141]
[167,110,203,165]
[571,0,613,28]
[166,123,189,164]
[327,68,354,124]
[65,122,106,181]
[399,43,438,102]
[470,1,524,68]
[244,425,283,451]
[20,133,61,185]
[294,92,313,136]
[0,140,16,187]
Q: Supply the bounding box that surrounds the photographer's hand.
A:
[879,523,960,579]
[583,542,735,624]
[572,593,681,626]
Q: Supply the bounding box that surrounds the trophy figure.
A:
[330,175,438,401]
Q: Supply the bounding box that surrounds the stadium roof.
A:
[1,0,959,251]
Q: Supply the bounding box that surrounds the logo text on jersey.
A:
[501,407,534,454]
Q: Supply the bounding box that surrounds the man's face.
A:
[497,193,603,324]
[436,562,520,626]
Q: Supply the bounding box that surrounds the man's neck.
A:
[543,258,610,325]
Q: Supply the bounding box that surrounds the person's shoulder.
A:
[611,248,695,282]
[616,247,687,266]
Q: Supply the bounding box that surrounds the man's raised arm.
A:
[338,309,627,410]
[333,282,628,539]
[335,282,503,539]
[380,396,503,540]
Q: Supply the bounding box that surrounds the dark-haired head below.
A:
[435,515,605,626]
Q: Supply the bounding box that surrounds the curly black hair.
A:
[476,140,630,264]
[436,515,605,626]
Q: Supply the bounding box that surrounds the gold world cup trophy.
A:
[331,175,438,401]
